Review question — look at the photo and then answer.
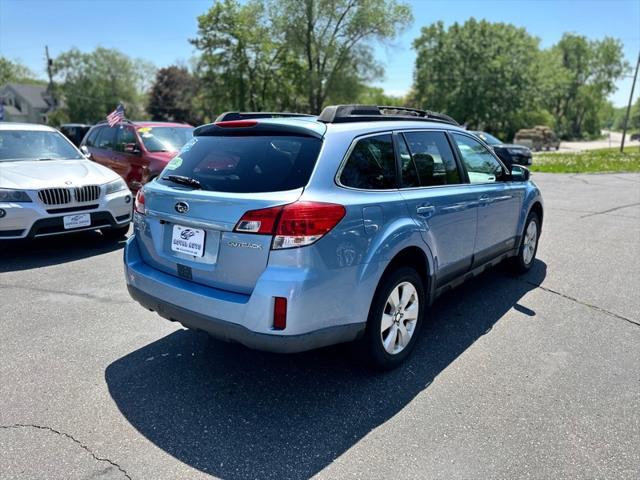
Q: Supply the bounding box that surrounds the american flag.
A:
[106,103,125,127]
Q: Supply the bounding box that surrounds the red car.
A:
[80,121,194,192]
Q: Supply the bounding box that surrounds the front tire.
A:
[361,267,425,370]
[101,224,130,241]
[510,212,540,273]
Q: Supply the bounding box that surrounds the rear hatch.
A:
[135,120,325,295]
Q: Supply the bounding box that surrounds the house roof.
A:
[3,105,25,116]
[5,83,50,109]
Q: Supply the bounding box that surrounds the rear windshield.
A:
[159,135,322,193]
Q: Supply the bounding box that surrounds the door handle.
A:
[441,203,466,212]
[416,205,435,215]
[479,195,493,204]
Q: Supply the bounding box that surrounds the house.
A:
[0,83,57,124]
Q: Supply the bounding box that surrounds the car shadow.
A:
[105,260,547,480]
[0,231,127,273]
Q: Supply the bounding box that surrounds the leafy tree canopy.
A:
[148,66,199,125]
[191,0,412,114]
[52,48,155,123]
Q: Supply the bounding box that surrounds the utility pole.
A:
[620,52,639,153]
[45,46,57,109]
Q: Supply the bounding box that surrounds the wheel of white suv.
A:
[362,267,425,370]
[101,224,130,241]
[510,212,540,273]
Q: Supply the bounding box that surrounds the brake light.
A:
[215,120,258,128]
[235,205,283,234]
[233,201,346,249]
[134,190,145,214]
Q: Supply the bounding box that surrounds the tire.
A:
[510,212,540,273]
[101,224,130,240]
[360,267,425,370]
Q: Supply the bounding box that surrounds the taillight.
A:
[134,190,145,214]
[234,205,283,234]
[233,201,346,249]
[274,202,346,249]
[215,120,258,128]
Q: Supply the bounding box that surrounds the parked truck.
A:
[514,126,560,151]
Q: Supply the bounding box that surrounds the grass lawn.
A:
[531,147,640,173]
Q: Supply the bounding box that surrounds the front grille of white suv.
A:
[38,185,101,205]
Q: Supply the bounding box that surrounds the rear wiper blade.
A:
[163,174,202,189]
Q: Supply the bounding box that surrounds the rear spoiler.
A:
[194,120,325,139]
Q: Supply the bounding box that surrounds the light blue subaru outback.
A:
[125,105,543,369]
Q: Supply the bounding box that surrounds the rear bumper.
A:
[124,235,367,353]
[127,284,363,353]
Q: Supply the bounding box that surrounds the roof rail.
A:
[215,112,315,122]
[317,104,459,126]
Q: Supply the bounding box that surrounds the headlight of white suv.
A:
[0,189,32,202]
[105,178,128,195]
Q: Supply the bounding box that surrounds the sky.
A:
[0,0,638,106]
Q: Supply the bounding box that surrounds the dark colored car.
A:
[80,121,193,192]
[472,131,532,167]
[60,123,91,147]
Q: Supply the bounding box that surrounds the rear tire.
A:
[510,212,540,273]
[360,267,425,370]
[101,224,130,241]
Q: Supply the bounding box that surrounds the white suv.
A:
[0,122,132,240]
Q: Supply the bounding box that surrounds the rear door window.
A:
[339,134,397,189]
[159,135,322,193]
[401,131,461,187]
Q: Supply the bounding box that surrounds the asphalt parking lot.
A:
[1,173,639,480]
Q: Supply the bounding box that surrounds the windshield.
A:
[0,130,83,162]
[137,126,194,153]
[473,132,503,145]
[159,135,322,193]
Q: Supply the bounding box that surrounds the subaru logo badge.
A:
[65,180,73,185]
[175,201,189,214]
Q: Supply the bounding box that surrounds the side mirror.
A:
[124,143,141,154]
[80,145,92,159]
[510,164,530,182]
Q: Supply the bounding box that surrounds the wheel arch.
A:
[373,244,434,306]
[529,201,544,230]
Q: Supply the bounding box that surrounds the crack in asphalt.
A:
[0,284,131,305]
[521,280,640,328]
[0,424,132,479]
[580,202,640,219]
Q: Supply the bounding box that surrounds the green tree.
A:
[191,0,412,115]
[412,19,543,139]
[279,0,412,113]
[148,66,199,124]
[542,34,627,138]
[52,48,155,123]
[191,0,299,114]
[356,85,405,105]
[0,57,42,85]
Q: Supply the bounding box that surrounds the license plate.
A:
[63,213,91,229]
[171,225,206,257]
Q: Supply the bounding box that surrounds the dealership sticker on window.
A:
[166,156,183,170]
[181,138,197,152]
